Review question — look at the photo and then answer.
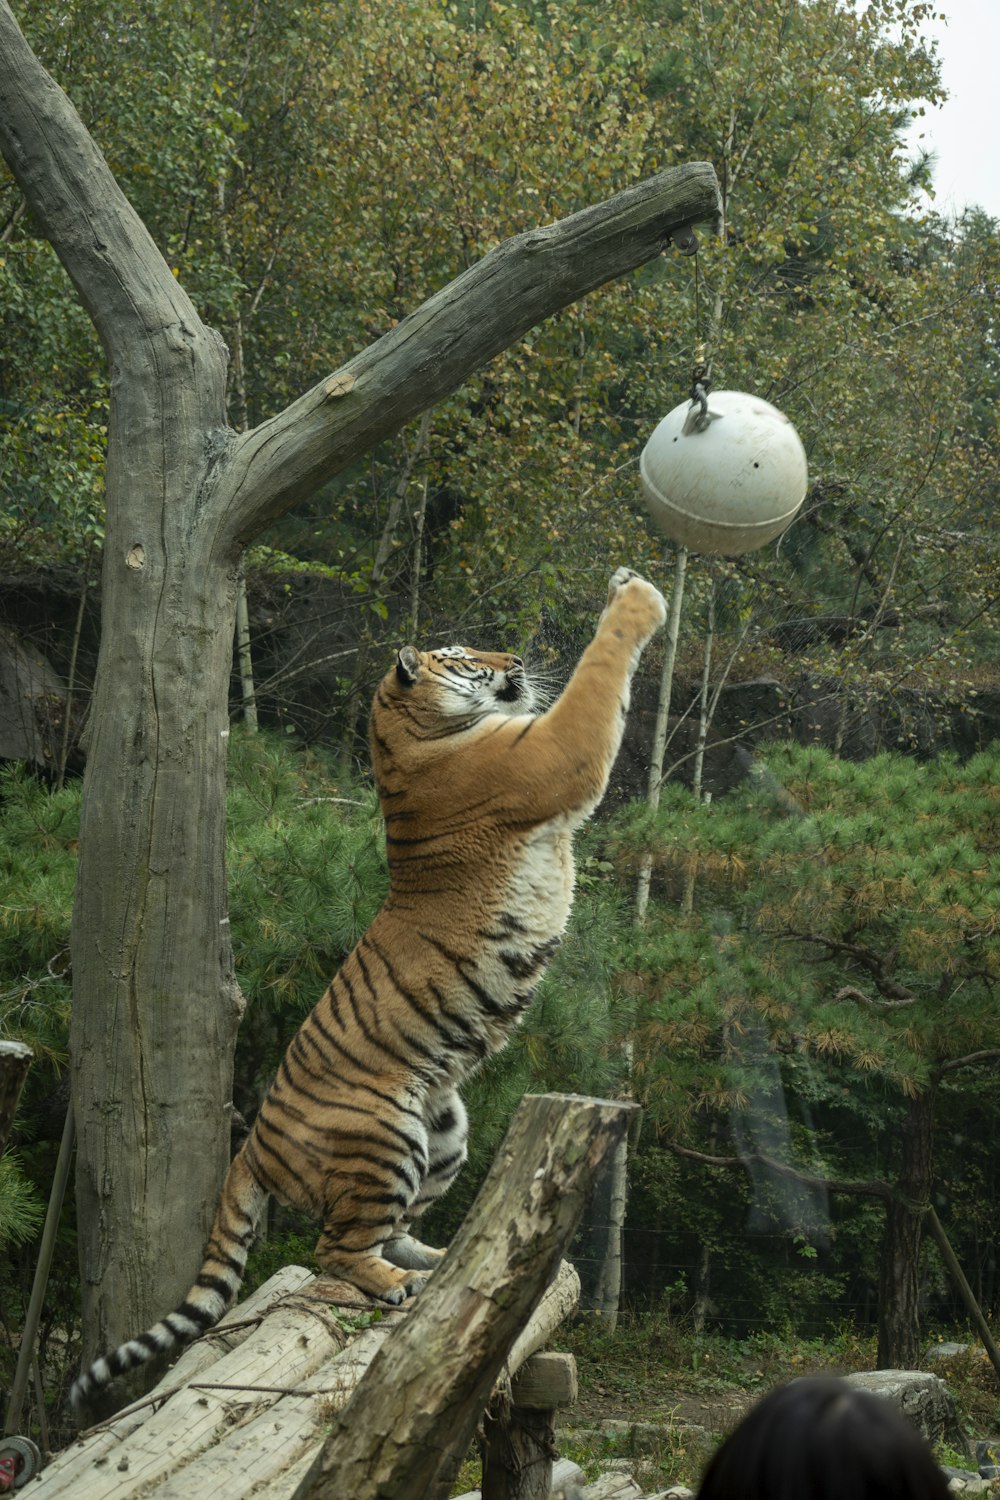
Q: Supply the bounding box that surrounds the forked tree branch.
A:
[0,1,721,557]
[220,164,721,545]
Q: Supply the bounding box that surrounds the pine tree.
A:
[613,743,1000,1364]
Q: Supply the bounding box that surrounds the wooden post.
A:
[482,1353,578,1500]
[925,1206,1000,1388]
[0,1039,32,1159]
[293,1092,639,1500]
[3,1105,74,1439]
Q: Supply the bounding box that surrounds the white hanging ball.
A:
[639,390,808,555]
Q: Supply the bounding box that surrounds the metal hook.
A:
[669,224,699,257]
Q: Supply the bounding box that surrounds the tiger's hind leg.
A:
[313,1088,436,1305]
[314,1216,427,1306]
[384,1089,467,1272]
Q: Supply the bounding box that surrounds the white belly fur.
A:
[504,822,576,940]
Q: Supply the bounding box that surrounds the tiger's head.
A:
[370,642,534,765]
[395,643,533,717]
[369,644,535,797]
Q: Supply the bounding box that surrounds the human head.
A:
[696,1375,951,1500]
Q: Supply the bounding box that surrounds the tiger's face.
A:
[392,643,535,722]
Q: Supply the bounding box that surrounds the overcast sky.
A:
[903,1,1000,221]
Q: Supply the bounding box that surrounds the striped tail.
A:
[70,1148,267,1414]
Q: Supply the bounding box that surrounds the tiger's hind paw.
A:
[379,1270,429,1305]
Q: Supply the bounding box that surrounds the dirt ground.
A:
[572,1385,750,1435]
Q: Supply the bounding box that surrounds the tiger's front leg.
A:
[466,567,667,827]
[598,565,669,654]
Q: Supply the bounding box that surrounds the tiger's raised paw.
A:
[604,567,667,638]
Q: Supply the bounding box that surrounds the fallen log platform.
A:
[36,1093,633,1500]
[33,1261,579,1500]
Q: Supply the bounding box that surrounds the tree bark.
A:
[293,1094,637,1500]
[589,1133,628,1330]
[634,546,688,923]
[877,1087,936,1369]
[0,0,720,1368]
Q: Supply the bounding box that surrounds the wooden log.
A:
[511,1353,579,1411]
[40,1266,316,1489]
[293,1092,639,1500]
[36,1259,578,1499]
[482,1400,556,1500]
[481,1356,579,1500]
[0,1039,32,1159]
[506,1265,582,1376]
[453,1454,588,1500]
[31,1268,336,1499]
[925,1205,1000,1388]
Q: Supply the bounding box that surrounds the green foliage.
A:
[0,1154,44,1248]
[226,729,386,1000]
[4,0,999,749]
[615,743,1000,1099]
[0,764,77,1066]
[606,743,1000,1331]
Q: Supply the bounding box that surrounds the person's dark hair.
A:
[696,1376,951,1500]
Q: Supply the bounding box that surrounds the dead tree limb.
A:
[293,1092,639,1500]
[665,1138,892,1200]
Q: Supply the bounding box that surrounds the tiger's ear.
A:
[396,646,421,686]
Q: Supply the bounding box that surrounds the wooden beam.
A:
[511,1353,579,1412]
[925,1206,1000,1388]
[480,1354,579,1500]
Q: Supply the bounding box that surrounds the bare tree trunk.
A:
[408,472,429,642]
[635,547,688,923]
[691,1236,712,1336]
[877,1087,935,1369]
[234,567,259,731]
[681,577,715,915]
[589,1135,628,1330]
[0,0,720,1366]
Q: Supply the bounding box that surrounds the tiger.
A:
[70,566,666,1412]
